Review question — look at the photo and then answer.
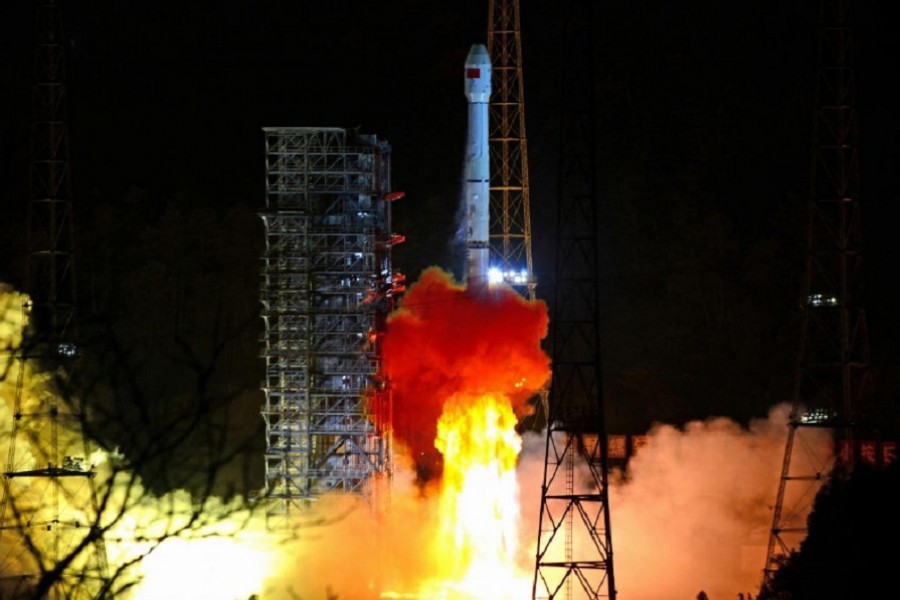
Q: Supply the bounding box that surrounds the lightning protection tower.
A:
[487,0,536,299]
[259,127,401,529]
[532,2,616,599]
[1,1,109,598]
[762,0,884,585]
[487,0,548,428]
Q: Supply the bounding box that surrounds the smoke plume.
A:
[3,278,833,600]
[514,405,832,600]
[382,266,550,481]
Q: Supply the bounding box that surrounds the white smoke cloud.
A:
[4,279,834,599]
[514,404,831,600]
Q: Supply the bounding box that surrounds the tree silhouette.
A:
[1,200,274,598]
[758,460,900,600]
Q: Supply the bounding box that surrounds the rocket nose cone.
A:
[466,43,491,67]
[465,42,492,100]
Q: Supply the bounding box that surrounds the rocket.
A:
[463,43,491,292]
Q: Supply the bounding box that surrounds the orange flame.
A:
[430,392,531,598]
[383,267,550,482]
[382,267,550,597]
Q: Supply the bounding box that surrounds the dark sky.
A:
[2,0,898,432]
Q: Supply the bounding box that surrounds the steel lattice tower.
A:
[532,2,616,599]
[486,0,549,428]
[1,1,109,598]
[487,0,535,299]
[762,0,876,585]
[259,127,398,529]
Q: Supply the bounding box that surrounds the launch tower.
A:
[259,127,399,528]
[762,0,888,585]
[532,2,617,599]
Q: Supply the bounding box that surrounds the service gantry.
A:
[259,127,400,528]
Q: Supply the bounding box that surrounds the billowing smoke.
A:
[266,262,827,599]
[609,409,792,598]
[259,472,445,599]
[0,284,281,600]
[3,276,832,600]
[0,284,96,585]
[261,409,828,600]
[382,266,551,482]
[514,405,832,600]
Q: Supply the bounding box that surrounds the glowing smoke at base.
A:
[380,267,550,597]
[260,406,825,600]
[603,406,830,599]
[373,263,818,599]
[428,393,531,599]
[3,278,830,600]
[382,267,550,483]
[0,284,284,600]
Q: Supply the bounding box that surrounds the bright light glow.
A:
[425,392,532,599]
[58,342,77,357]
[5,272,553,600]
[807,293,837,307]
[487,267,530,286]
[800,407,836,424]
[133,534,274,600]
[380,266,550,600]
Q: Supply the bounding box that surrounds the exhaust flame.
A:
[382,267,550,597]
[383,267,550,481]
[3,270,825,600]
[431,392,531,599]
[131,531,273,600]
[3,274,552,600]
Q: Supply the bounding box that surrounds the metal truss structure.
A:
[532,2,616,599]
[259,127,398,528]
[1,1,108,598]
[763,0,877,586]
[487,0,536,299]
[487,0,549,429]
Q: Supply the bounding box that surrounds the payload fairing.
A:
[463,43,492,292]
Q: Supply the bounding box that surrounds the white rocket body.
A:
[464,43,491,291]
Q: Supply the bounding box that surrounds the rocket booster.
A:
[463,43,491,291]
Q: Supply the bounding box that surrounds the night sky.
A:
[2,0,898,435]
